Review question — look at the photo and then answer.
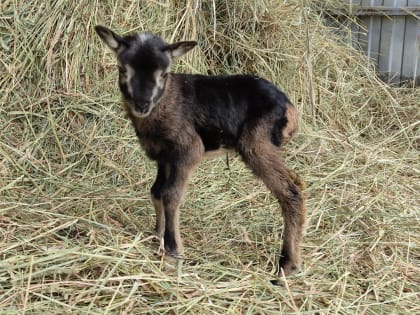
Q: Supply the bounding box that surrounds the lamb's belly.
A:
[203,147,233,159]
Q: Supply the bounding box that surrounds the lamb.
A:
[95,25,306,276]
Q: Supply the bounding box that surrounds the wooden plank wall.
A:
[349,0,420,86]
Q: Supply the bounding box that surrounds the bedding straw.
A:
[0,1,418,313]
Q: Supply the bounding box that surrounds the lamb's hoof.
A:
[279,260,301,276]
[270,261,301,285]
[270,279,282,286]
[163,244,184,261]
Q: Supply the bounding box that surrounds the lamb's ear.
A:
[95,25,127,52]
[164,41,197,58]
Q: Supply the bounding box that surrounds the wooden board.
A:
[343,0,420,85]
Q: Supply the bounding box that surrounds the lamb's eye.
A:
[162,72,168,79]
[118,66,126,74]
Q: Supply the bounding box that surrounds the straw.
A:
[0,0,418,313]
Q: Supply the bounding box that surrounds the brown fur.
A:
[282,102,299,144]
[238,118,306,274]
[152,197,165,236]
[124,77,198,157]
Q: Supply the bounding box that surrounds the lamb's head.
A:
[95,25,196,118]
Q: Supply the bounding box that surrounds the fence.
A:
[346,1,420,86]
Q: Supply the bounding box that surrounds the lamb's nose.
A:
[135,100,150,112]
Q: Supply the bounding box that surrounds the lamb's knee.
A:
[161,187,182,208]
[277,183,306,227]
[288,183,302,205]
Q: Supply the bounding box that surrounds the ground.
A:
[0,1,418,314]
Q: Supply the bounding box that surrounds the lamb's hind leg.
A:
[239,141,306,275]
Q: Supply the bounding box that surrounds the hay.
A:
[0,0,418,313]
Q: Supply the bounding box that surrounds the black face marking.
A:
[115,33,172,117]
[117,65,126,74]
[96,26,196,118]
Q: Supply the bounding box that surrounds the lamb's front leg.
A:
[160,155,200,257]
[151,162,168,237]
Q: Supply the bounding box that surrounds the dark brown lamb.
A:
[95,25,307,277]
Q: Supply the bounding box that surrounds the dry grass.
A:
[1,0,419,314]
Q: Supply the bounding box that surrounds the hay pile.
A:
[1,0,418,313]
